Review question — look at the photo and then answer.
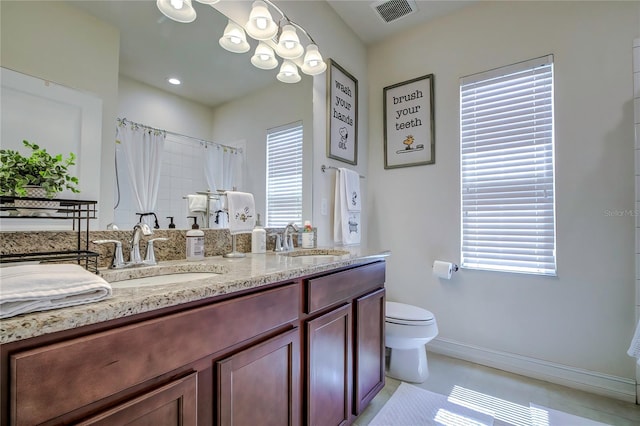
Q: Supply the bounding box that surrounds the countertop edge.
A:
[0,248,390,344]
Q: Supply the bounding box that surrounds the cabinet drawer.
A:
[77,373,197,426]
[11,283,299,425]
[305,262,385,314]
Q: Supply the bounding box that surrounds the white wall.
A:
[297,1,369,247]
[1,0,119,228]
[368,0,639,394]
[210,77,313,226]
[118,76,214,141]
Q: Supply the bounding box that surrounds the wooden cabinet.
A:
[304,261,386,426]
[5,283,299,426]
[1,259,386,426]
[353,288,386,414]
[217,328,300,426]
[306,304,352,426]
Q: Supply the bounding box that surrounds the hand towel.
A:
[187,194,208,213]
[0,264,112,319]
[226,191,256,235]
[342,168,361,212]
[628,319,640,359]
[334,168,361,245]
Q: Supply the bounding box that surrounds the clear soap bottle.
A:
[186,216,205,261]
[252,213,266,254]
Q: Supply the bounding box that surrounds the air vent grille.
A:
[371,0,418,23]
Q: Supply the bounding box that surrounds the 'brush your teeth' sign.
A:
[384,74,435,169]
[328,60,358,165]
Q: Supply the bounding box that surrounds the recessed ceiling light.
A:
[167,77,181,85]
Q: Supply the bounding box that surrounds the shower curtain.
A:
[116,119,165,227]
[204,144,244,228]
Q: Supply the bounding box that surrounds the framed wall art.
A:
[327,59,358,165]
[383,74,435,169]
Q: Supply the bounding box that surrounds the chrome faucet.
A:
[130,222,153,264]
[92,240,125,269]
[144,237,168,265]
[283,222,299,252]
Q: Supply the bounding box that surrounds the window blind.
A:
[460,55,556,276]
[266,122,303,227]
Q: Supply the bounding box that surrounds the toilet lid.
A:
[386,301,434,325]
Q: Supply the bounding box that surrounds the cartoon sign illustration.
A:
[396,134,425,154]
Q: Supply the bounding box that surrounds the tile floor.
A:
[354,351,640,426]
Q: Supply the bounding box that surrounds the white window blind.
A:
[460,55,556,276]
[266,121,303,227]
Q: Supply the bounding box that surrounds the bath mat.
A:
[368,382,495,425]
[529,403,610,426]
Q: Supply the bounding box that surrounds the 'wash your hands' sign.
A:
[328,60,358,165]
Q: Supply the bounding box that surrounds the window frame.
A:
[265,121,304,228]
[460,55,557,276]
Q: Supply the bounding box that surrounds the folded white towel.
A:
[628,319,640,359]
[187,194,208,213]
[0,264,112,319]
[226,191,256,235]
[334,168,361,245]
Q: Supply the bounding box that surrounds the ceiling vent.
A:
[370,0,418,24]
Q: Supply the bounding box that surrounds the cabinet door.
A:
[353,288,386,415]
[77,373,197,426]
[307,304,352,426]
[217,328,300,426]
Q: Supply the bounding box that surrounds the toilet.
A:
[385,301,438,383]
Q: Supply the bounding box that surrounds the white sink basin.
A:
[110,272,219,288]
[100,262,228,289]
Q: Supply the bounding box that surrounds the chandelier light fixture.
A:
[156,0,327,83]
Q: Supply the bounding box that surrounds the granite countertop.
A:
[0,247,390,344]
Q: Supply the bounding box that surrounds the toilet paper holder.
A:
[432,260,459,279]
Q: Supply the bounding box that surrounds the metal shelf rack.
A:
[0,196,99,272]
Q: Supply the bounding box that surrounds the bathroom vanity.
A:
[0,248,388,426]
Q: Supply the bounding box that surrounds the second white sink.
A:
[281,249,350,257]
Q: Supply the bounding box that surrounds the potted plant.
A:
[0,140,80,211]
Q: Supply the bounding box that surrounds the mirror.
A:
[1,0,313,230]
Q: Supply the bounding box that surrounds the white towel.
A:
[343,168,361,212]
[187,194,208,213]
[334,168,361,245]
[627,319,640,359]
[0,264,112,319]
[226,191,256,235]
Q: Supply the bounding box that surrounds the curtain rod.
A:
[117,118,243,153]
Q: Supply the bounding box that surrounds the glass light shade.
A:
[275,25,304,59]
[245,1,278,40]
[277,60,301,83]
[156,0,196,23]
[301,44,327,75]
[219,20,250,53]
[251,42,278,70]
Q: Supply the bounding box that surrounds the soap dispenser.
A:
[186,216,205,261]
[252,213,266,254]
[166,216,176,229]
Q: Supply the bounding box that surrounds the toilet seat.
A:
[386,301,435,326]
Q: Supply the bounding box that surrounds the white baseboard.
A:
[428,337,637,403]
